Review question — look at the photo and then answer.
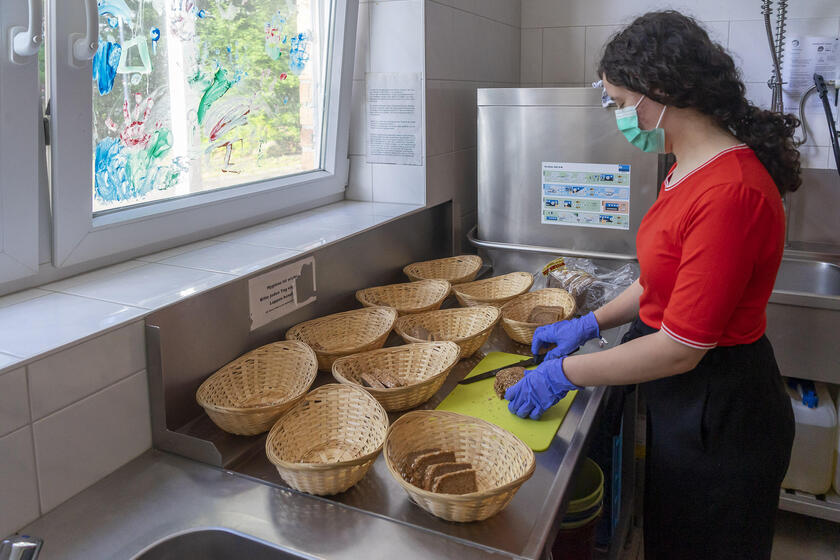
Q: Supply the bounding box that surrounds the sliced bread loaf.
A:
[431,469,478,494]
[422,462,472,490]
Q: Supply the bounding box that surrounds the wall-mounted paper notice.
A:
[248,256,316,331]
[782,35,839,109]
[366,72,422,166]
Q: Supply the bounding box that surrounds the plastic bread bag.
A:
[535,257,638,315]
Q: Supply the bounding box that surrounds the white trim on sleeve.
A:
[661,322,718,350]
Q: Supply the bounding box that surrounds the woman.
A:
[505,11,798,559]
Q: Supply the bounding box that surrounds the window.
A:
[45,0,356,268]
[0,1,42,281]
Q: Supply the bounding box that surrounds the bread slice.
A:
[359,372,386,389]
[494,366,525,399]
[399,448,439,479]
[431,469,478,494]
[409,451,456,486]
[422,462,472,490]
[372,369,403,388]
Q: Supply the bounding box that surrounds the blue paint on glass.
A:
[150,27,161,42]
[92,41,122,95]
[288,32,309,75]
[197,9,207,18]
[95,138,130,201]
[97,0,133,22]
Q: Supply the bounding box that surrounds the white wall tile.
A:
[372,164,426,204]
[0,427,40,536]
[433,0,520,27]
[156,243,299,276]
[799,146,831,169]
[347,156,374,201]
[450,7,482,81]
[354,2,370,80]
[0,289,50,309]
[0,353,22,370]
[44,263,233,310]
[349,79,366,156]
[451,84,478,151]
[0,368,29,436]
[521,28,543,84]
[730,18,839,83]
[370,0,424,73]
[745,81,773,109]
[703,20,730,48]
[0,293,144,359]
[426,81,454,156]
[542,27,586,84]
[425,0,455,79]
[33,370,151,513]
[492,17,521,83]
[583,25,621,84]
[136,240,221,263]
[27,322,146,420]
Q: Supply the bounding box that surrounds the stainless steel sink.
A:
[133,529,313,560]
[774,259,840,297]
[766,257,840,384]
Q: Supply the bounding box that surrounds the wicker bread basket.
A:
[195,341,318,436]
[394,306,501,359]
[285,306,398,370]
[403,255,483,284]
[356,279,451,316]
[453,272,534,308]
[265,383,389,495]
[500,289,577,345]
[332,342,461,411]
[384,410,535,522]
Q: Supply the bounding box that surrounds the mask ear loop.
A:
[655,105,667,128]
[633,95,646,109]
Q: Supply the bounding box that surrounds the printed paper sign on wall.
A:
[248,256,316,330]
[541,162,631,230]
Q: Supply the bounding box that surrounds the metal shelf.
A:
[779,489,840,523]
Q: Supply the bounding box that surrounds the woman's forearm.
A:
[563,330,707,386]
[593,279,643,331]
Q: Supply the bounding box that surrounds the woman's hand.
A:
[505,358,581,420]
[531,312,600,361]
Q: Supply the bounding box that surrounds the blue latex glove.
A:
[504,358,581,420]
[531,311,600,362]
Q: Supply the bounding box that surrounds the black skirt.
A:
[622,318,794,560]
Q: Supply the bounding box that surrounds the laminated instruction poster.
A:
[541,162,631,230]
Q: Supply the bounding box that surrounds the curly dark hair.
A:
[598,11,801,195]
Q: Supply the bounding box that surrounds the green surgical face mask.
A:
[615,95,667,153]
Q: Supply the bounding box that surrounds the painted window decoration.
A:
[92,0,328,213]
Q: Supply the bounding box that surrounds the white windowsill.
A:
[0,200,423,375]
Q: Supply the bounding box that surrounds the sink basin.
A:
[133,529,313,560]
[774,259,840,297]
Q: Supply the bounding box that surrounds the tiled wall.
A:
[0,322,151,536]
[520,0,840,169]
[346,0,427,205]
[425,0,520,253]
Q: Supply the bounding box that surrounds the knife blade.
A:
[457,356,536,385]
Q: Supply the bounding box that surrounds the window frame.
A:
[48,0,358,268]
[0,0,41,281]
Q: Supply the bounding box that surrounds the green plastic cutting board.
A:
[436,352,577,452]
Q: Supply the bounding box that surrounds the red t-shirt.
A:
[636,144,785,349]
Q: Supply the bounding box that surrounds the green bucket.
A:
[561,458,604,530]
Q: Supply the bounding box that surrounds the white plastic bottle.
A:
[782,380,837,495]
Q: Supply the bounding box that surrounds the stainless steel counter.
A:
[19,323,626,559]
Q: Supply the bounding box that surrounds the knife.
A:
[457,356,537,385]
[456,343,589,386]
